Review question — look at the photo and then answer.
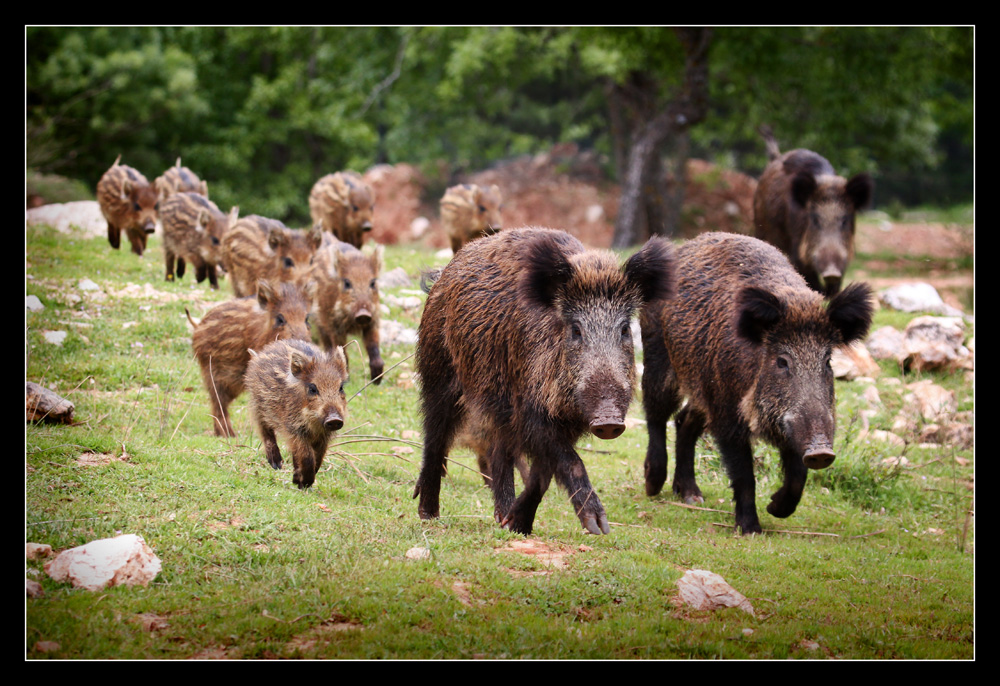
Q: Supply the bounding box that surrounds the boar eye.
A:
[571,322,583,342]
[154,202,160,211]
[307,383,319,397]
[343,278,352,290]
[283,257,294,269]
[352,205,359,212]
[479,205,487,213]
[776,355,790,370]
[211,236,220,245]
[133,202,141,211]
[275,314,286,327]
[369,279,376,289]
[339,383,345,395]
[621,323,631,339]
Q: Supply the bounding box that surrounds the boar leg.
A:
[127,228,145,256]
[489,438,520,527]
[671,405,706,505]
[363,328,384,385]
[717,435,762,535]
[640,309,679,496]
[165,251,177,282]
[554,449,610,535]
[290,435,319,489]
[206,264,219,290]
[501,455,555,536]
[107,222,121,250]
[259,425,283,470]
[413,369,465,520]
[766,446,807,518]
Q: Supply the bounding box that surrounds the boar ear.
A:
[331,345,348,369]
[289,349,311,378]
[791,172,817,207]
[267,227,285,251]
[308,224,323,251]
[520,233,574,309]
[228,206,240,227]
[845,173,873,210]
[826,281,874,345]
[623,237,675,305]
[256,279,276,309]
[736,286,785,344]
[370,244,384,274]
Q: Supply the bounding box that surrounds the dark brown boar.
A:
[155,157,209,201]
[245,339,349,489]
[160,192,239,289]
[753,133,873,297]
[311,238,385,385]
[96,156,159,256]
[413,227,674,536]
[308,171,375,248]
[440,183,503,254]
[221,216,323,297]
[640,232,874,534]
[190,279,313,437]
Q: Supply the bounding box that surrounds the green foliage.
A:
[25,224,973,659]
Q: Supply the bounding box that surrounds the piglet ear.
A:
[845,173,873,210]
[736,286,785,344]
[520,233,574,309]
[791,171,817,207]
[256,279,276,309]
[289,349,310,378]
[826,281,874,345]
[623,236,675,305]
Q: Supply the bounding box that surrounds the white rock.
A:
[26,295,44,312]
[78,279,100,292]
[676,569,755,617]
[410,216,431,239]
[44,534,162,591]
[43,330,68,346]
[405,546,431,560]
[880,282,963,317]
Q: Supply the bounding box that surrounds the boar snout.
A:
[589,397,628,440]
[355,308,372,326]
[803,445,835,469]
[324,412,344,432]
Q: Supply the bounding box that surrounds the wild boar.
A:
[640,232,874,534]
[413,227,674,536]
[753,132,873,297]
[96,156,159,256]
[189,279,313,437]
[155,158,209,201]
[160,192,238,289]
[308,171,375,248]
[440,183,503,254]
[311,238,385,385]
[246,339,349,489]
[221,216,323,298]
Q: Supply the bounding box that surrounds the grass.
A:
[25,222,974,659]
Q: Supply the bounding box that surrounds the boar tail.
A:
[759,125,780,161]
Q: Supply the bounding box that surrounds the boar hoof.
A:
[580,512,610,535]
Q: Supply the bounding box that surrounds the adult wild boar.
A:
[97,156,159,256]
[414,227,674,536]
[640,232,874,534]
[753,133,873,297]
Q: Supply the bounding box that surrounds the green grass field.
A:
[25,221,974,659]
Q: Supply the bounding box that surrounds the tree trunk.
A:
[612,28,711,248]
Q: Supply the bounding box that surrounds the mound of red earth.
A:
[362,145,758,249]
